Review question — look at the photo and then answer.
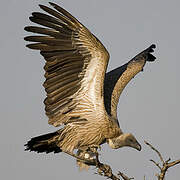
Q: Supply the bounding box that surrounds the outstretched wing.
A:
[104,44,156,119]
[25,3,109,127]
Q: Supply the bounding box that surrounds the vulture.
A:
[24,2,156,169]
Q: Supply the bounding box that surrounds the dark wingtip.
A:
[147,44,156,62]
[24,26,29,32]
[38,4,49,12]
[140,44,156,62]
[49,2,57,7]
[39,4,44,9]
[132,44,157,63]
[24,36,29,41]
[24,141,31,151]
[148,53,156,61]
[25,44,31,48]
[29,16,34,22]
[49,2,54,6]
[147,44,156,53]
[150,44,156,49]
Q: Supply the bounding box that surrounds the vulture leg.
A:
[64,150,96,165]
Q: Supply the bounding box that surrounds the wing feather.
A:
[104,45,156,119]
[25,3,109,126]
[24,26,71,39]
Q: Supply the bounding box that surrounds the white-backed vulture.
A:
[24,2,156,169]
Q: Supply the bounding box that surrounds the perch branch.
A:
[118,171,134,180]
[93,153,120,180]
[94,153,134,180]
[67,141,180,180]
[74,151,132,180]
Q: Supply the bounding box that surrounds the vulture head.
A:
[107,133,141,151]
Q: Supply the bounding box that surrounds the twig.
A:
[144,141,164,164]
[158,159,180,180]
[150,159,161,170]
[168,159,180,167]
[145,140,180,180]
[118,171,134,180]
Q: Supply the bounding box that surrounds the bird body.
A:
[24,2,156,169]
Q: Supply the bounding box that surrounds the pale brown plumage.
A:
[24,2,156,169]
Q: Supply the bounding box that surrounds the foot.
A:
[65,150,96,165]
[88,145,101,155]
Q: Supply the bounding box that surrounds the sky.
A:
[0,0,179,179]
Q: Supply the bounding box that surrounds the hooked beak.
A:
[135,142,142,151]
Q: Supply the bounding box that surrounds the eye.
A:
[129,139,134,143]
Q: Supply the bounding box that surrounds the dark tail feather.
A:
[25,131,62,153]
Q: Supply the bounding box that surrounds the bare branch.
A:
[144,141,164,164]
[145,140,180,180]
[159,159,180,180]
[69,141,180,180]
[150,159,161,170]
[118,171,134,180]
[96,163,120,180]
[66,149,133,180]
[168,159,180,168]
[94,153,120,180]
[77,152,121,180]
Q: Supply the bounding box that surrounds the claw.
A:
[89,145,101,153]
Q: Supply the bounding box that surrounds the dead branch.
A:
[145,141,180,180]
[118,171,134,180]
[93,153,120,180]
[66,148,133,180]
[77,151,133,180]
[95,152,135,180]
[144,141,164,164]
[69,141,179,180]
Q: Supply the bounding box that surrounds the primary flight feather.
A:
[24,2,156,169]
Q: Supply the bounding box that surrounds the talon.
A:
[98,145,101,151]
[97,168,103,176]
[89,145,101,153]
